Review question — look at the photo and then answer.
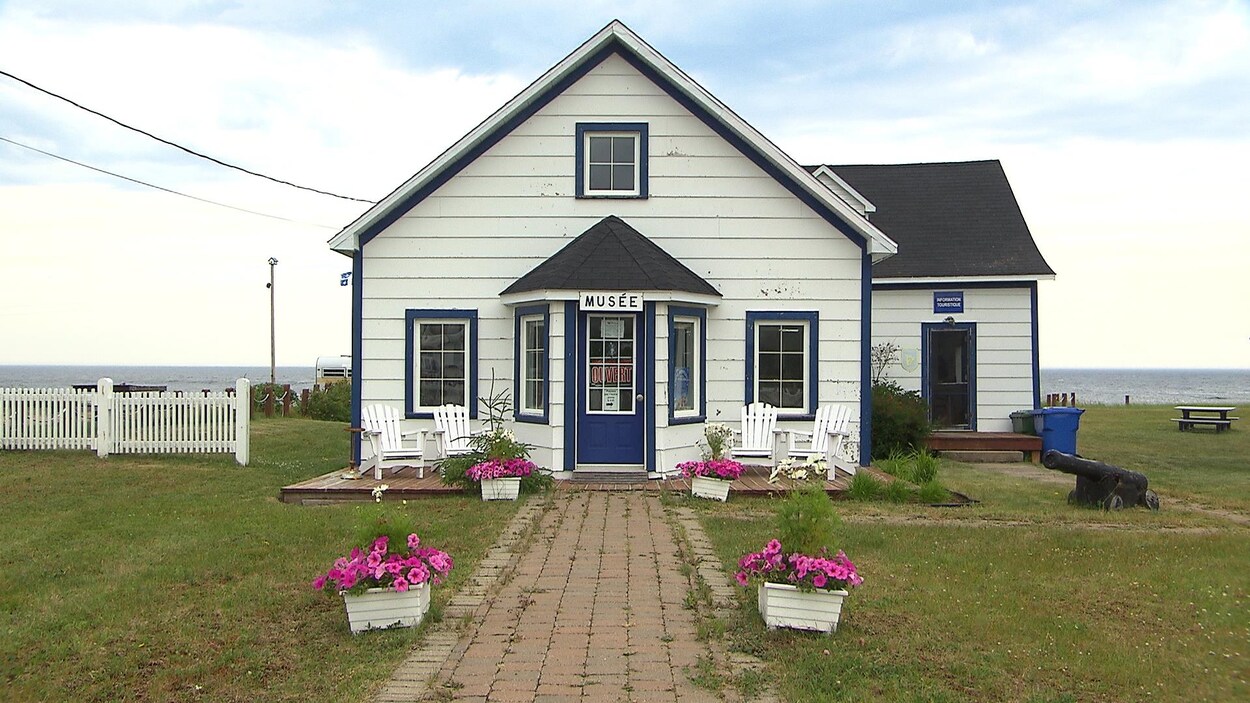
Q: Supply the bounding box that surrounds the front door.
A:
[924,323,976,429]
[577,313,645,465]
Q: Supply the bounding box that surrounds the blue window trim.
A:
[920,321,977,430]
[667,305,707,424]
[404,309,479,419]
[562,301,577,471]
[1029,281,1041,410]
[744,311,819,419]
[575,122,649,199]
[513,304,550,424]
[644,302,657,473]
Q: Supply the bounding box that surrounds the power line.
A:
[0,68,377,203]
[0,135,336,228]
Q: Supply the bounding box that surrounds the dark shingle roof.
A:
[501,215,721,296]
[812,160,1054,279]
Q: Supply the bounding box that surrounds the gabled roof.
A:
[810,160,1055,280]
[502,216,720,297]
[329,20,896,260]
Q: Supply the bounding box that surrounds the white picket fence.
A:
[0,378,250,465]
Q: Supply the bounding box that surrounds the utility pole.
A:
[267,257,278,385]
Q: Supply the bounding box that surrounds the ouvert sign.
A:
[580,291,643,312]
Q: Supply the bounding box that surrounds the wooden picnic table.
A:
[1172,406,1239,432]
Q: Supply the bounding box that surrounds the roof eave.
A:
[330,20,898,256]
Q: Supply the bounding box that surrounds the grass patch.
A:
[697,405,1250,702]
[0,418,520,702]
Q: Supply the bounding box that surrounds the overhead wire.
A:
[0,135,337,228]
[0,67,377,204]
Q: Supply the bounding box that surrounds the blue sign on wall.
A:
[934,291,964,314]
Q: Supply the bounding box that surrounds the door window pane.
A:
[588,315,634,413]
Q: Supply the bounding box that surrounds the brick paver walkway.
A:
[429,492,719,703]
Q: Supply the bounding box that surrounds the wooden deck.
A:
[926,431,1043,462]
[279,464,863,504]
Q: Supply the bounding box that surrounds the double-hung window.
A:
[575,123,648,198]
[668,306,706,422]
[746,311,818,417]
[514,305,549,423]
[405,309,477,418]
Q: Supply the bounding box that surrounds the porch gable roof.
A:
[501,215,720,297]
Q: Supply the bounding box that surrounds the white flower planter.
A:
[690,475,731,501]
[480,477,521,501]
[342,582,431,634]
[758,582,849,633]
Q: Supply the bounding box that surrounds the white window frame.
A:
[752,318,812,416]
[584,131,640,196]
[671,316,700,419]
[405,309,477,418]
[519,314,546,416]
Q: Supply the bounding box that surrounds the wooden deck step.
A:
[927,431,1042,462]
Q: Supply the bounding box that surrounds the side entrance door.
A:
[577,312,645,465]
[923,322,976,430]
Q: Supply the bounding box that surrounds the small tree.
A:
[870,342,900,386]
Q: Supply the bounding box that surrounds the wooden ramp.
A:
[926,431,1043,462]
[279,464,866,504]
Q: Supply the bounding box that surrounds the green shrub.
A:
[871,381,932,460]
[911,450,940,485]
[917,480,950,504]
[303,381,351,422]
[776,483,840,555]
[883,478,912,503]
[846,471,884,501]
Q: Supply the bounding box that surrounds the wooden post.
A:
[1125,395,1130,405]
[300,388,310,415]
[96,377,112,458]
[235,378,250,466]
[264,389,274,418]
[281,384,293,417]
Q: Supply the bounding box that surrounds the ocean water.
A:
[1040,368,1250,406]
[2,365,1247,407]
[0,365,316,394]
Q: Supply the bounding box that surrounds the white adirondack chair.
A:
[360,405,426,480]
[785,403,857,478]
[729,402,782,466]
[432,404,476,459]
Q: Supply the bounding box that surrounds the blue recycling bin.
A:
[1035,407,1084,455]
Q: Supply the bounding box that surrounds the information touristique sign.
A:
[933,291,964,314]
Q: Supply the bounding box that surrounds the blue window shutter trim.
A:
[575,122,649,199]
[744,310,819,418]
[514,304,550,424]
[404,309,479,419]
[563,301,577,471]
[668,305,707,424]
[645,302,657,472]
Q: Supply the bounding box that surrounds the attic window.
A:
[576,123,648,198]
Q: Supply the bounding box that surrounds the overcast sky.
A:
[1,0,1247,369]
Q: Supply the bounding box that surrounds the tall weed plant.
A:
[776,484,840,554]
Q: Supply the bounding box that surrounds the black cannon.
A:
[1042,450,1160,511]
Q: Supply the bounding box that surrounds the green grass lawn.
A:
[696,405,1249,702]
[0,418,521,702]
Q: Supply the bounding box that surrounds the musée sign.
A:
[580,291,643,311]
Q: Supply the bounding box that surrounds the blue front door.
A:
[577,312,645,465]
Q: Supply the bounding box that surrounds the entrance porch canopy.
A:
[499,215,721,307]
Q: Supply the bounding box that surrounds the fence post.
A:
[282,384,292,417]
[235,378,250,466]
[96,378,113,458]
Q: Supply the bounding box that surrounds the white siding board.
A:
[871,286,1036,430]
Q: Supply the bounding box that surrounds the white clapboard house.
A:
[329,21,1051,476]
